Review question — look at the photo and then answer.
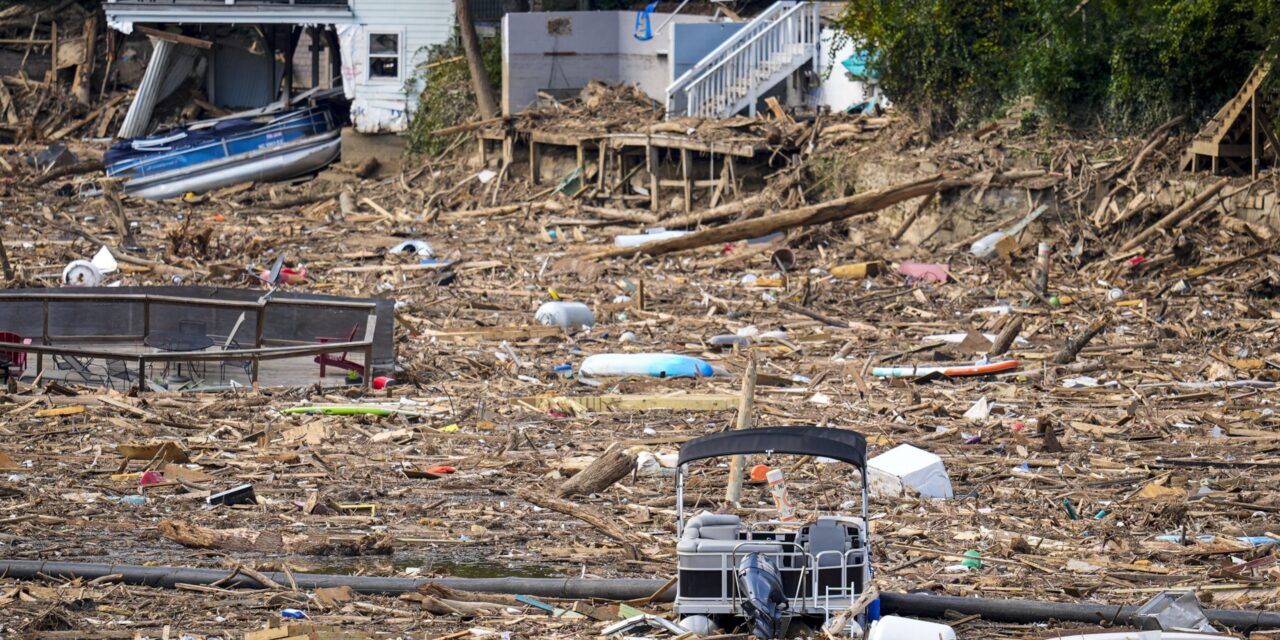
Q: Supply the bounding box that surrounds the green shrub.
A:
[837,0,1280,134]
[404,32,502,157]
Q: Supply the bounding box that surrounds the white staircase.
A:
[665,1,820,119]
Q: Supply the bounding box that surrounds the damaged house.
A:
[103,0,461,139]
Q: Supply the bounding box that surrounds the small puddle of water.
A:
[305,556,563,579]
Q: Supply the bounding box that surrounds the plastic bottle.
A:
[614,229,689,247]
[708,334,750,349]
[579,353,713,379]
[534,301,595,332]
[765,468,798,522]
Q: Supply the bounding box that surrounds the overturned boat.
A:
[105,108,340,200]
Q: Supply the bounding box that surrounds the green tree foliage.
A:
[404,33,503,157]
[838,0,1280,134]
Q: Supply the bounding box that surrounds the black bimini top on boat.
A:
[678,426,867,469]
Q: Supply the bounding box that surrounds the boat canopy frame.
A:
[675,426,870,536]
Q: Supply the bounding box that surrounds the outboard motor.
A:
[736,552,788,639]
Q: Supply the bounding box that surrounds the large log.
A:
[1119,177,1228,252]
[590,174,966,260]
[557,442,635,497]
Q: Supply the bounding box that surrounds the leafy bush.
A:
[404,32,502,157]
[837,0,1280,134]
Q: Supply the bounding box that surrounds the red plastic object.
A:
[1128,255,1146,266]
[260,266,307,286]
[372,376,394,390]
[1011,421,1026,432]
[139,470,166,486]
[898,261,949,283]
[749,464,771,482]
[425,465,457,475]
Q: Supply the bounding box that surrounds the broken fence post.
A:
[725,352,758,507]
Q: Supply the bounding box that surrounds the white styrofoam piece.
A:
[867,444,954,499]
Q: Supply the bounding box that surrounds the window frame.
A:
[365,30,404,83]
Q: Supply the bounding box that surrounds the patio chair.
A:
[218,313,253,383]
[0,332,30,381]
[314,324,364,377]
[55,354,104,385]
[105,359,136,391]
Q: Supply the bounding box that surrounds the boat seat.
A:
[679,513,783,558]
[805,517,852,567]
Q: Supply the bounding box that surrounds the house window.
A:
[368,33,400,80]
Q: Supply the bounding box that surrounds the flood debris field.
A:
[3,84,1280,639]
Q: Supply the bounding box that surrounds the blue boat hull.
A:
[106,108,341,200]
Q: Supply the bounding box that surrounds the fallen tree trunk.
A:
[557,443,635,497]
[517,488,651,547]
[590,174,966,260]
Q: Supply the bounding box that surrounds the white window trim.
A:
[365,28,405,84]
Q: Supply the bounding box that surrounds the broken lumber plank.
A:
[1119,178,1229,252]
[135,26,213,50]
[590,174,966,260]
[517,393,739,413]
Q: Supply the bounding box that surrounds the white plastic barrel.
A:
[866,616,956,640]
[534,301,595,332]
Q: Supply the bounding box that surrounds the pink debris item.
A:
[260,266,308,286]
[139,470,166,486]
[898,261,949,283]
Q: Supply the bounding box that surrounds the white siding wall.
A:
[348,0,456,132]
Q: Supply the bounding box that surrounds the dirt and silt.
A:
[2,82,1280,638]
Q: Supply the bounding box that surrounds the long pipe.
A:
[879,591,1280,631]
[4,560,1280,630]
[0,560,659,602]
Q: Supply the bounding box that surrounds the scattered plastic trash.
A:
[898,261,949,283]
[389,239,434,257]
[91,246,119,274]
[709,334,750,349]
[534,301,595,332]
[868,444,954,499]
[1061,376,1101,388]
[62,260,104,287]
[973,304,1014,315]
[139,470,166,486]
[579,353,714,379]
[602,613,688,637]
[749,464,771,482]
[961,550,982,568]
[679,615,719,635]
[260,265,307,286]
[925,332,1028,346]
[871,359,1017,378]
[970,204,1048,260]
[614,228,690,247]
[120,495,147,506]
[766,468,798,521]
[372,376,395,390]
[770,248,795,271]
[831,261,882,279]
[1108,287,1125,301]
[280,608,308,619]
[1156,534,1275,546]
[477,169,497,184]
[207,484,257,507]
[1131,591,1217,633]
[963,397,991,421]
[866,615,956,640]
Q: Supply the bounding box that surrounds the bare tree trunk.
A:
[456,0,498,118]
